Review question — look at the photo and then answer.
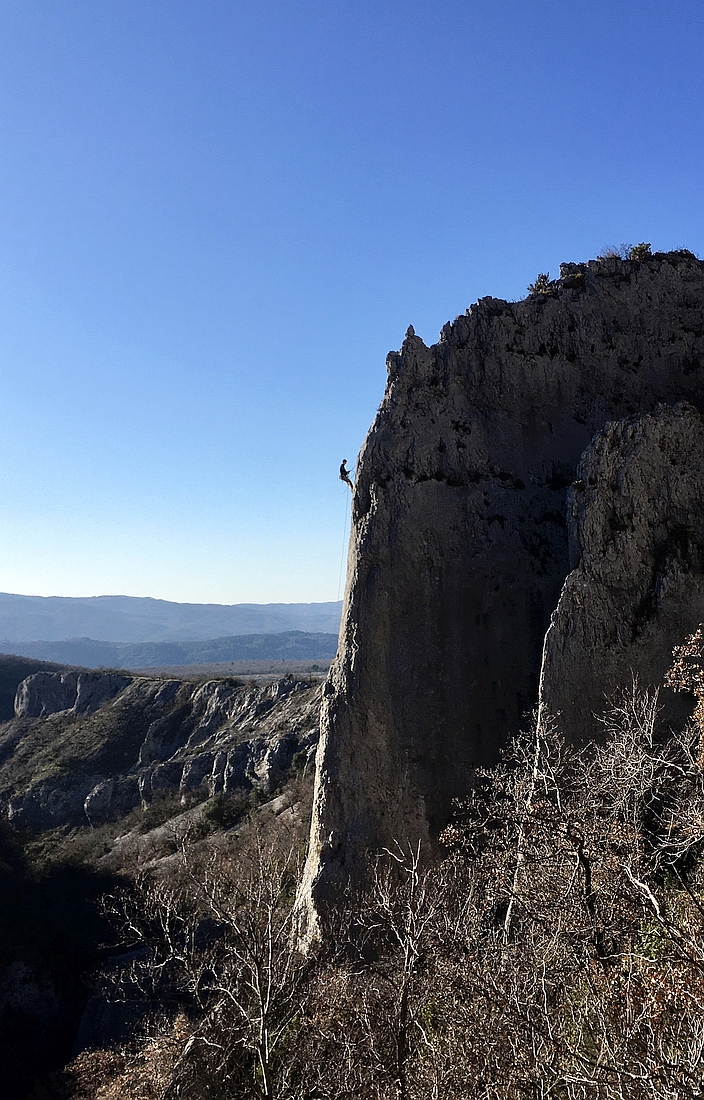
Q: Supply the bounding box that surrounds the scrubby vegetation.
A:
[42,632,704,1099]
[598,243,653,261]
[528,245,657,296]
[527,271,557,294]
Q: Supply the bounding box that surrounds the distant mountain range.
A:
[0,593,342,643]
[1,631,339,669]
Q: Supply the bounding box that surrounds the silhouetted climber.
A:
[339,459,354,491]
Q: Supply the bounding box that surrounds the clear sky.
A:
[0,0,702,603]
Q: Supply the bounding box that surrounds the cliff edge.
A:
[299,251,704,939]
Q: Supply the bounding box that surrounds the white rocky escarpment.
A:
[14,671,131,718]
[298,252,704,939]
[0,673,321,830]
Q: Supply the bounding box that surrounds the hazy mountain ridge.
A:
[0,594,342,643]
[2,631,338,669]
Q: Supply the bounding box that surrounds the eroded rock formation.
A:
[539,402,704,742]
[14,670,131,718]
[1,671,320,830]
[299,251,704,937]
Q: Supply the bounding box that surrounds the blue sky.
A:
[0,0,702,603]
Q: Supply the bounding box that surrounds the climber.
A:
[339,459,354,491]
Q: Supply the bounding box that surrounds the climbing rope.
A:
[337,484,351,602]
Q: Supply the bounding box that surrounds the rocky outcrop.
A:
[13,672,78,718]
[135,677,319,803]
[299,251,704,937]
[74,672,133,715]
[83,776,142,828]
[14,670,131,718]
[538,403,704,741]
[1,671,321,831]
[8,774,107,830]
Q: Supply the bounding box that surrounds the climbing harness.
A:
[339,459,354,491]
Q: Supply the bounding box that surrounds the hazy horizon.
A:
[0,590,343,608]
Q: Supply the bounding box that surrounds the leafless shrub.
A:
[599,243,652,262]
[599,244,632,259]
[65,633,704,1098]
[426,678,704,1098]
[93,820,311,1099]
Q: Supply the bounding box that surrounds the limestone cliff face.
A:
[1,672,320,830]
[539,403,704,742]
[299,251,704,934]
[14,671,131,718]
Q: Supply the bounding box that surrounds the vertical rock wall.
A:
[539,403,704,742]
[299,252,704,937]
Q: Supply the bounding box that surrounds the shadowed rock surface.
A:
[299,251,704,937]
[539,403,704,741]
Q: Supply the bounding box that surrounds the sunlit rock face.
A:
[298,252,704,938]
[2,673,321,831]
[14,671,132,718]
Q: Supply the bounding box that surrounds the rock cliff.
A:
[14,670,131,718]
[299,251,704,936]
[0,669,321,831]
[539,402,704,741]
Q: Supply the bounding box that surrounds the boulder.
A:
[73,672,132,715]
[84,776,141,827]
[139,760,184,799]
[223,742,254,793]
[7,775,105,830]
[14,672,78,718]
[180,752,216,794]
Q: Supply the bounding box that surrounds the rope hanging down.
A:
[337,459,354,601]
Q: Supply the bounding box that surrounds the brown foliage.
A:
[63,636,704,1099]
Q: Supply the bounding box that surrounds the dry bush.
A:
[300,680,704,1098]
[424,685,704,1098]
[598,243,652,262]
[62,1016,197,1099]
[66,634,704,1099]
[91,815,312,1099]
